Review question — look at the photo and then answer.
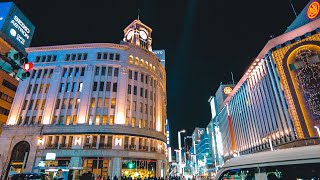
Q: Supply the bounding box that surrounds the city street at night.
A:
[0,0,320,180]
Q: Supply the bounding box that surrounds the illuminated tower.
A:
[0,19,167,179]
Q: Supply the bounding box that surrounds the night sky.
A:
[11,0,310,149]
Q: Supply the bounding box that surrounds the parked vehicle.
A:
[215,144,320,179]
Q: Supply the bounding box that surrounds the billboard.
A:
[0,2,35,51]
[153,49,165,67]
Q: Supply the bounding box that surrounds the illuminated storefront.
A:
[213,0,320,160]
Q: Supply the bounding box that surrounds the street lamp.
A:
[314,126,320,137]
[178,129,186,176]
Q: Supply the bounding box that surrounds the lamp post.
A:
[178,129,186,176]
[315,126,320,137]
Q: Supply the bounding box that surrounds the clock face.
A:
[126,30,134,40]
[139,30,148,40]
[224,87,233,95]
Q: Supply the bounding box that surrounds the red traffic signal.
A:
[23,62,34,71]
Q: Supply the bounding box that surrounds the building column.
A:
[156,160,162,178]
[110,157,121,178]
[70,157,82,180]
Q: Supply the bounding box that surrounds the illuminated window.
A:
[59,83,64,92]
[139,119,142,128]
[75,98,80,108]
[98,98,102,108]
[95,115,100,125]
[90,98,95,108]
[104,98,109,108]
[72,115,77,125]
[75,67,79,77]
[35,99,40,110]
[41,100,46,110]
[65,83,70,92]
[78,82,83,92]
[66,116,71,125]
[140,59,144,67]
[140,103,143,113]
[109,115,114,125]
[62,99,67,109]
[111,98,116,108]
[72,82,77,92]
[146,61,149,69]
[45,84,50,93]
[68,68,73,77]
[68,98,73,109]
[131,117,136,127]
[144,120,148,128]
[102,115,108,125]
[135,57,139,65]
[144,104,148,114]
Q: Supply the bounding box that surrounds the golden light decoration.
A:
[307,1,320,19]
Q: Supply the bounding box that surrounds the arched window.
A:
[128,55,133,64]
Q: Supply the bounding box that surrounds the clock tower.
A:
[123,19,153,51]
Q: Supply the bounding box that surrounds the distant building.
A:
[215,0,320,160]
[0,19,167,179]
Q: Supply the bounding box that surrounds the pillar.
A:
[110,157,121,179]
[156,160,162,178]
[70,157,82,180]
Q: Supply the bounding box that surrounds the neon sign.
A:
[307,1,320,19]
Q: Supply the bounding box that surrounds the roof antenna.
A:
[289,0,298,17]
[137,9,140,20]
[231,72,235,85]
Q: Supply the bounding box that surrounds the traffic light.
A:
[6,49,26,66]
[15,68,30,80]
[23,62,34,71]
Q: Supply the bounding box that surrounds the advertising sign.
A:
[153,49,165,67]
[45,153,56,160]
[0,2,35,51]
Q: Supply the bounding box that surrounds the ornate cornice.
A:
[26,43,129,53]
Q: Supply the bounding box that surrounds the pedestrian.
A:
[113,175,118,180]
[53,169,64,180]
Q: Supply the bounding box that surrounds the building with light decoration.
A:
[0,19,167,180]
[213,0,320,161]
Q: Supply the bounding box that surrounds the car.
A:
[10,172,50,180]
[215,144,320,179]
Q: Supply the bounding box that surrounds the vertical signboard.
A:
[153,49,166,68]
[0,2,35,52]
